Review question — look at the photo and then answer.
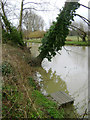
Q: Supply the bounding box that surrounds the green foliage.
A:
[1,61,14,76]
[38,2,80,61]
[28,77,37,89]
[2,15,25,46]
[2,27,24,46]
[2,85,24,118]
[9,27,24,46]
[32,90,64,118]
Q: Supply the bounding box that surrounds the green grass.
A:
[2,45,65,118]
[27,77,64,118]
[24,38,41,43]
[25,36,89,46]
[66,36,89,46]
[65,41,89,46]
[31,90,64,118]
[2,85,25,118]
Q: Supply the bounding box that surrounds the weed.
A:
[1,61,14,76]
[2,85,24,118]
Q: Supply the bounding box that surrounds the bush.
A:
[2,27,25,46]
[10,27,24,46]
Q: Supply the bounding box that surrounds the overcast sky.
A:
[34,0,89,29]
[7,0,90,30]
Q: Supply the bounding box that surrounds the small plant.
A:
[2,85,25,118]
[28,77,37,89]
[1,61,14,76]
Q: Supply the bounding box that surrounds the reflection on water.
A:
[28,43,88,117]
[27,43,40,57]
[34,68,69,95]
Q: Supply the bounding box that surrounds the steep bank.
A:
[2,44,64,118]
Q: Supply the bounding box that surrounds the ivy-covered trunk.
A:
[37,1,80,62]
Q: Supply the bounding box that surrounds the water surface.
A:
[27,43,88,117]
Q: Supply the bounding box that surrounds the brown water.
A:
[27,43,88,117]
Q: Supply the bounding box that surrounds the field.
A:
[25,36,89,46]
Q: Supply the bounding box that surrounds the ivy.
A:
[38,2,80,61]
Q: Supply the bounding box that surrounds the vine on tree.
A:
[38,2,80,61]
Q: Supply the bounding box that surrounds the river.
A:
[27,42,88,117]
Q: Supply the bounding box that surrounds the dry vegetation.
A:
[2,44,64,118]
[2,44,35,118]
[24,30,46,39]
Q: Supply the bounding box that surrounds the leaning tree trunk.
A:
[36,1,80,63]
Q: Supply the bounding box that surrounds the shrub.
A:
[2,27,25,46]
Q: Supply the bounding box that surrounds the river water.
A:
[27,43,88,117]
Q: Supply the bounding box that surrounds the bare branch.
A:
[80,3,90,9]
[3,0,8,6]
[74,14,90,26]
[23,2,41,6]
[23,2,50,6]
[23,7,54,11]
[74,14,90,23]
[70,24,86,34]
[69,26,83,38]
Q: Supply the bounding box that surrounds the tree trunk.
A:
[36,2,80,63]
[19,0,24,32]
[82,33,86,42]
[1,1,12,32]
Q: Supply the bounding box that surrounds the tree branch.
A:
[23,7,54,11]
[23,2,49,6]
[69,26,83,38]
[80,3,90,9]
[23,2,42,6]
[74,14,90,26]
[70,24,86,34]
[74,14,90,23]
